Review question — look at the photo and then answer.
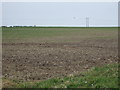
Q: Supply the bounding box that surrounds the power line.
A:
[86,17,89,27]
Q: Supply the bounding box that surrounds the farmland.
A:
[2,27,118,88]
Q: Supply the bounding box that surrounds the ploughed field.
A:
[2,27,118,82]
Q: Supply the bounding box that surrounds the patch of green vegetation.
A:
[4,64,118,88]
[2,27,117,39]
[2,27,117,43]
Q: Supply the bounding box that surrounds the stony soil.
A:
[2,38,118,82]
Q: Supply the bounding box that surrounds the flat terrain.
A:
[2,27,118,87]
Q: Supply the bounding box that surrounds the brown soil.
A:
[2,39,118,82]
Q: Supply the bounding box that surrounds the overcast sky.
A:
[2,2,118,27]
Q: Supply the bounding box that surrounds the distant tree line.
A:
[1,25,37,27]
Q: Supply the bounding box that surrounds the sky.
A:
[2,2,118,27]
[1,0,119,2]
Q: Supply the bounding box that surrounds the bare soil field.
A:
[2,27,118,85]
